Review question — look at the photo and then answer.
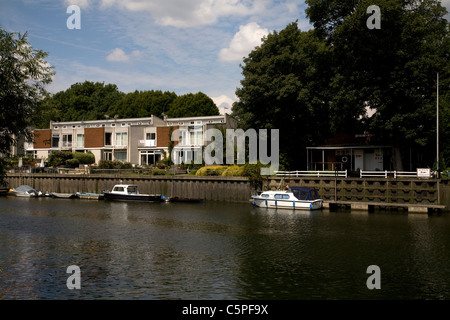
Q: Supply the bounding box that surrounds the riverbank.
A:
[4,173,450,211]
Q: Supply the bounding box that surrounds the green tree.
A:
[0,29,54,184]
[111,90,177,119]
[306,0,449,169]
[232,22,334,169]
[35,81,125,126]
[166,92,219,118]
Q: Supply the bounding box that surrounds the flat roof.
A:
[51,117,156,125]
[166,115,227,122]
[307,145,391,150]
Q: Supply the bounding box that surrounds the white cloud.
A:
[212,94,237,114]
[441,0,450,20]
[98,0,266,27]
[47,60,169,93]
[106,48,143,62]
[218,22,268,62]
[63,0,92,10]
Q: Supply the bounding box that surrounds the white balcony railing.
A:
[138,140,156,147]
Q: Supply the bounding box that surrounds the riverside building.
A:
[26,114,237,166]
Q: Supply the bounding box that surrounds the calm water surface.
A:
[1,196,450,300]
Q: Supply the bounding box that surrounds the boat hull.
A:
[14,193,39,197]
[168,197,204,203]
[104,192,162,202]
[52,193,76,199]
[76,192,104,200]
[251,197,323,210]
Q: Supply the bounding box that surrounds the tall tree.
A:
[0,29,54,184]
[306,0,449,169]
[167,92,219,118]
[111,90,177,119]
[35,81,125,127]
[232,22,335,169]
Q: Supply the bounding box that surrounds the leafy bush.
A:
[3,156,36,169]
[97,160,113,169]
[73,152,95,165]
[97,160,133,169]
[120,162,133,169]
[152,169,167,175]
[221,165,244,176]
[65,158,80,168]
[48,151,73,167]
[195,165,228,176]
[242,162,268,190]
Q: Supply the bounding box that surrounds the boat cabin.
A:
[111,185,139,194]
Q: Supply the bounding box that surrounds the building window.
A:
[146,132,156,140]
[115,132,128,146]
[140,151,161,165]
[114,151,127,162]
[26,150,37,159]
[52,134,60,148]
[76,134,84,147]
[62,134,72,148]
[105,132,112,146]
[103,151,112,161]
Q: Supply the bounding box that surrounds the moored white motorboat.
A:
[103,184,162,202]
[251,187,323,210]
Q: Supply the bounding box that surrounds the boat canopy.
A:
[14,185,39,193]
[290,187,321,201]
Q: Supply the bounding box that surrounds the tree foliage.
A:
[0,29,54,184]
[34,81,125,127]
[166,92,220,118]
[110,90,177,119]
[35,83,219,128]
[233,22,334,168]
[306,0,449,169]
[234,1,449,170]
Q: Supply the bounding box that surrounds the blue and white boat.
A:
[251,187,323,210]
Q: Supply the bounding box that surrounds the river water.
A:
[1,196,449,300]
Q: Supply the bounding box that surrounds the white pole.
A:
[437,72,440,179]
[437,72,440,205]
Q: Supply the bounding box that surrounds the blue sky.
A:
[0,0,313,114]
[2,0,449,115]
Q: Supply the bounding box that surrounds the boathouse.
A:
[306,133,394,173]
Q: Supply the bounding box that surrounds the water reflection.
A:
[0,197,449,299]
